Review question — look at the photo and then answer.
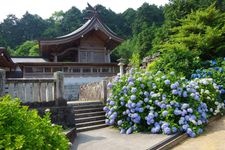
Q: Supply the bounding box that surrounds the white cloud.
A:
[0,0,169,22]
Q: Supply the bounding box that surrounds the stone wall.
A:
[63,77,107,101]
[24,100,75,128]
[36,106,75,128]
[79,77,113,103]
[64,84,80,100]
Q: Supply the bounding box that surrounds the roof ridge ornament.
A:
[85,3,99,19]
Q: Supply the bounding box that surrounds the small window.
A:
[72,68,80,73]
[25,67,33,73]
[53,67,62,72]
[63,67,68,72]
[45,67,51,73]
[83,68,91,73]
[102,68,109,73]
[33,67,43,73]
[93,68,100,72]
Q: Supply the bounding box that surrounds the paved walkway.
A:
[72,127,171,150]
[173,115,225,150]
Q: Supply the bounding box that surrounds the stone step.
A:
[75,115,106,123]
[73,104,104,110]
[68,101,103,106]
[75,111,105,118]
[74,107,104,114]
[77,124,108,132]
[76,119,105,128]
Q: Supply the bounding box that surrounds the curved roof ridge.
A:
[40,15,123,45]
[56,19,92,39]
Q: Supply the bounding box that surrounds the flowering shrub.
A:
[191,58,225,87]
[104,69,225,137]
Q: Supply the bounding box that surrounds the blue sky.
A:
[0,0,169,21]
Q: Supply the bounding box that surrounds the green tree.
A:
[149,5,225,76]
[0,14,21,48]
[167,5,225,59]
[19,12,48,41]
[132,3,164,34]
[14,40,39,56]
[42,11,65,38]
[61,7,83,34]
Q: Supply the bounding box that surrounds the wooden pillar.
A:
[54,71,64,105]
[102,80,107,105]
[0,69,6,96]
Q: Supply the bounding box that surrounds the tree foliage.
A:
[0,95,69,149]
[149,4,225,76]
[14,40,39,56]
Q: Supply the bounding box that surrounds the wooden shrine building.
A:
[12,5,123,78]
[0,47,15,71]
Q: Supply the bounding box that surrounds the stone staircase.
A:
[68,101,108,132]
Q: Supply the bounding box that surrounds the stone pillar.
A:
[118,62,124,76]
[54,71,64,106]
[102,80,107,105]
[117,58,125,76]
[54,55,58,62]
[0,69,6,97]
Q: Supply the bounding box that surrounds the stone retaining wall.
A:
[79,77,113,103]
[36,106,75,128]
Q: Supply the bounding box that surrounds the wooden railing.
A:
[21,63,119,78]
[0,69,64,104]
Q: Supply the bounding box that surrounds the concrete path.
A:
[72,127,171,150]
[173,115,225,150]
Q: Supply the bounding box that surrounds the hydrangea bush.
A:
[104,68,225,137]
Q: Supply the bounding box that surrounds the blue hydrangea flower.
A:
[164,79,171,85]
[126,127,133,134]
[109,101,115,106]
[117,120,123,126]
[120,128,125,134]
[130,95,136,101]
[163,127,171,135]
[107,82,113,89]
[131,87,137,93]
[162,110,168,117]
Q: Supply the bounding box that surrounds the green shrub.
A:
[147,43,201,77]
[0,95,69,150]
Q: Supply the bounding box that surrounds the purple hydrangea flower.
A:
[109,101,115,106]
[164,79,171,85]
[187,108,193,113]
[120,128,126,134]
[172,90,178,95]
[163,127,171,135]
[174,109,182,115]
[183,91,188,97]
[131,87,137,93]
[181,103,189,109]
[138,108,144,113]
[126,127,133,134]
[117,120,123,126]
[172,127,177,133]
[162,110,168,117]
[130,95,136,101]
[107,82,113,89]
[144,91,149,97]
[120,101,125,106]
